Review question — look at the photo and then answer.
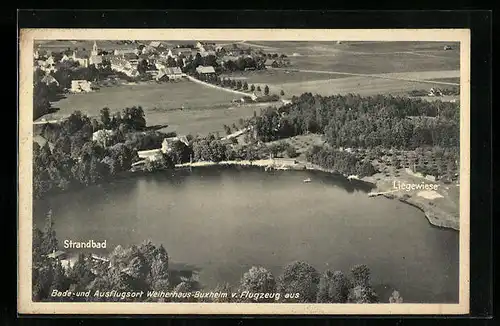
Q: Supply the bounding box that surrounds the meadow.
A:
[48,80,274,136]
[219,69,346,85]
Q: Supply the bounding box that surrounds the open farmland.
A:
[47,80,273,136]
[220,69,347,85]
[288,52,459,74]
[148,102,276,136]
[224,41,460,98]
[51,81,239,118]
[245,70,460,98]
[244,41,459,56]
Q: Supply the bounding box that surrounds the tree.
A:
[316,270,350,303]
[137,59,148,75]
[223,124,232,135]
[100,107,111,128]
[280,89,285,96]
[286,145,298,158]
[67,254,96,291]
[236,80,242,89]
[277,261,320,303]
[48,260,69,301]
[239,266,276,302]
[243,81,248,90]
[389,290,404,303]
[250,84,255,92]
[256,85,261,92]
[211,283,233,302]
[347,285,379,303]
[351,264,371,287]
[40,210,58,255]
[264,85,270,96]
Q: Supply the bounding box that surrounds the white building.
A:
[71,80,93,93]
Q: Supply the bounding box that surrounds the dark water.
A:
[34,167,459,303]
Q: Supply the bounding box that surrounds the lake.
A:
[33,166,459,303]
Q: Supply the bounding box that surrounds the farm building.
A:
[200,50,216,57]
[149,41,165,49]
[264,59,277,68]
[196,65,216,75]
[161,136,190,154]
[168,47,198,58]
[137,149,163,161]
[71,80,93,93]
[163,67,183,80]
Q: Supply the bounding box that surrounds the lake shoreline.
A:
[171,158,460,231]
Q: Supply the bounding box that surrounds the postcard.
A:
[18,28,470,315]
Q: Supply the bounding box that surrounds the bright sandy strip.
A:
[417,191,445,200]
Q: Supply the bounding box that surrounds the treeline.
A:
[253,93,459,149]
[306,146,377,177]
[33,107,154,198]
[33,217,403,303]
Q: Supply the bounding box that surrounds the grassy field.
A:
[220,69,346,85]
[48,80,275,136]
[245,75,460,98]
[244,41,460,55]
[149,103,275,136]
[288,53,459,74]
[51,81,239,117]
[225,41,460,97]
[426,77,460,84]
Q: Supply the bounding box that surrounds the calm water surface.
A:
[34,167,459,303]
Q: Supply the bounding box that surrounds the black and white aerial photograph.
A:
[19,28,469,315]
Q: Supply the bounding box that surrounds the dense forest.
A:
[34,216,403,304]
[250,93,460,178]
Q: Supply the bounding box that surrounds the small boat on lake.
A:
[303,178,312,183]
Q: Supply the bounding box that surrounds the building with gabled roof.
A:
[195,65,216,75]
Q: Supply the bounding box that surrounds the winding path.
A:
[185,75,254,98]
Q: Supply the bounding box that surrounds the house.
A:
[195,65,216,75]
[196,42,216,53]
[148,41,165,49]
[71,80,93,93]
[71,52,89,68]
[114,48,139,56]
[33,135,55,151]
[41,74,59,86]
[428,88,443,97]
[168,47,198,58]
[200,50,216,57]
[92,129,115,147]
[156,67,183,81]
[264,59,277,68]
[221,55,240,63]
[161,136,190,154]
[47,250,67,260]
[137,149,163,161]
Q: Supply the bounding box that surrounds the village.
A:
[34,40,291,94]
